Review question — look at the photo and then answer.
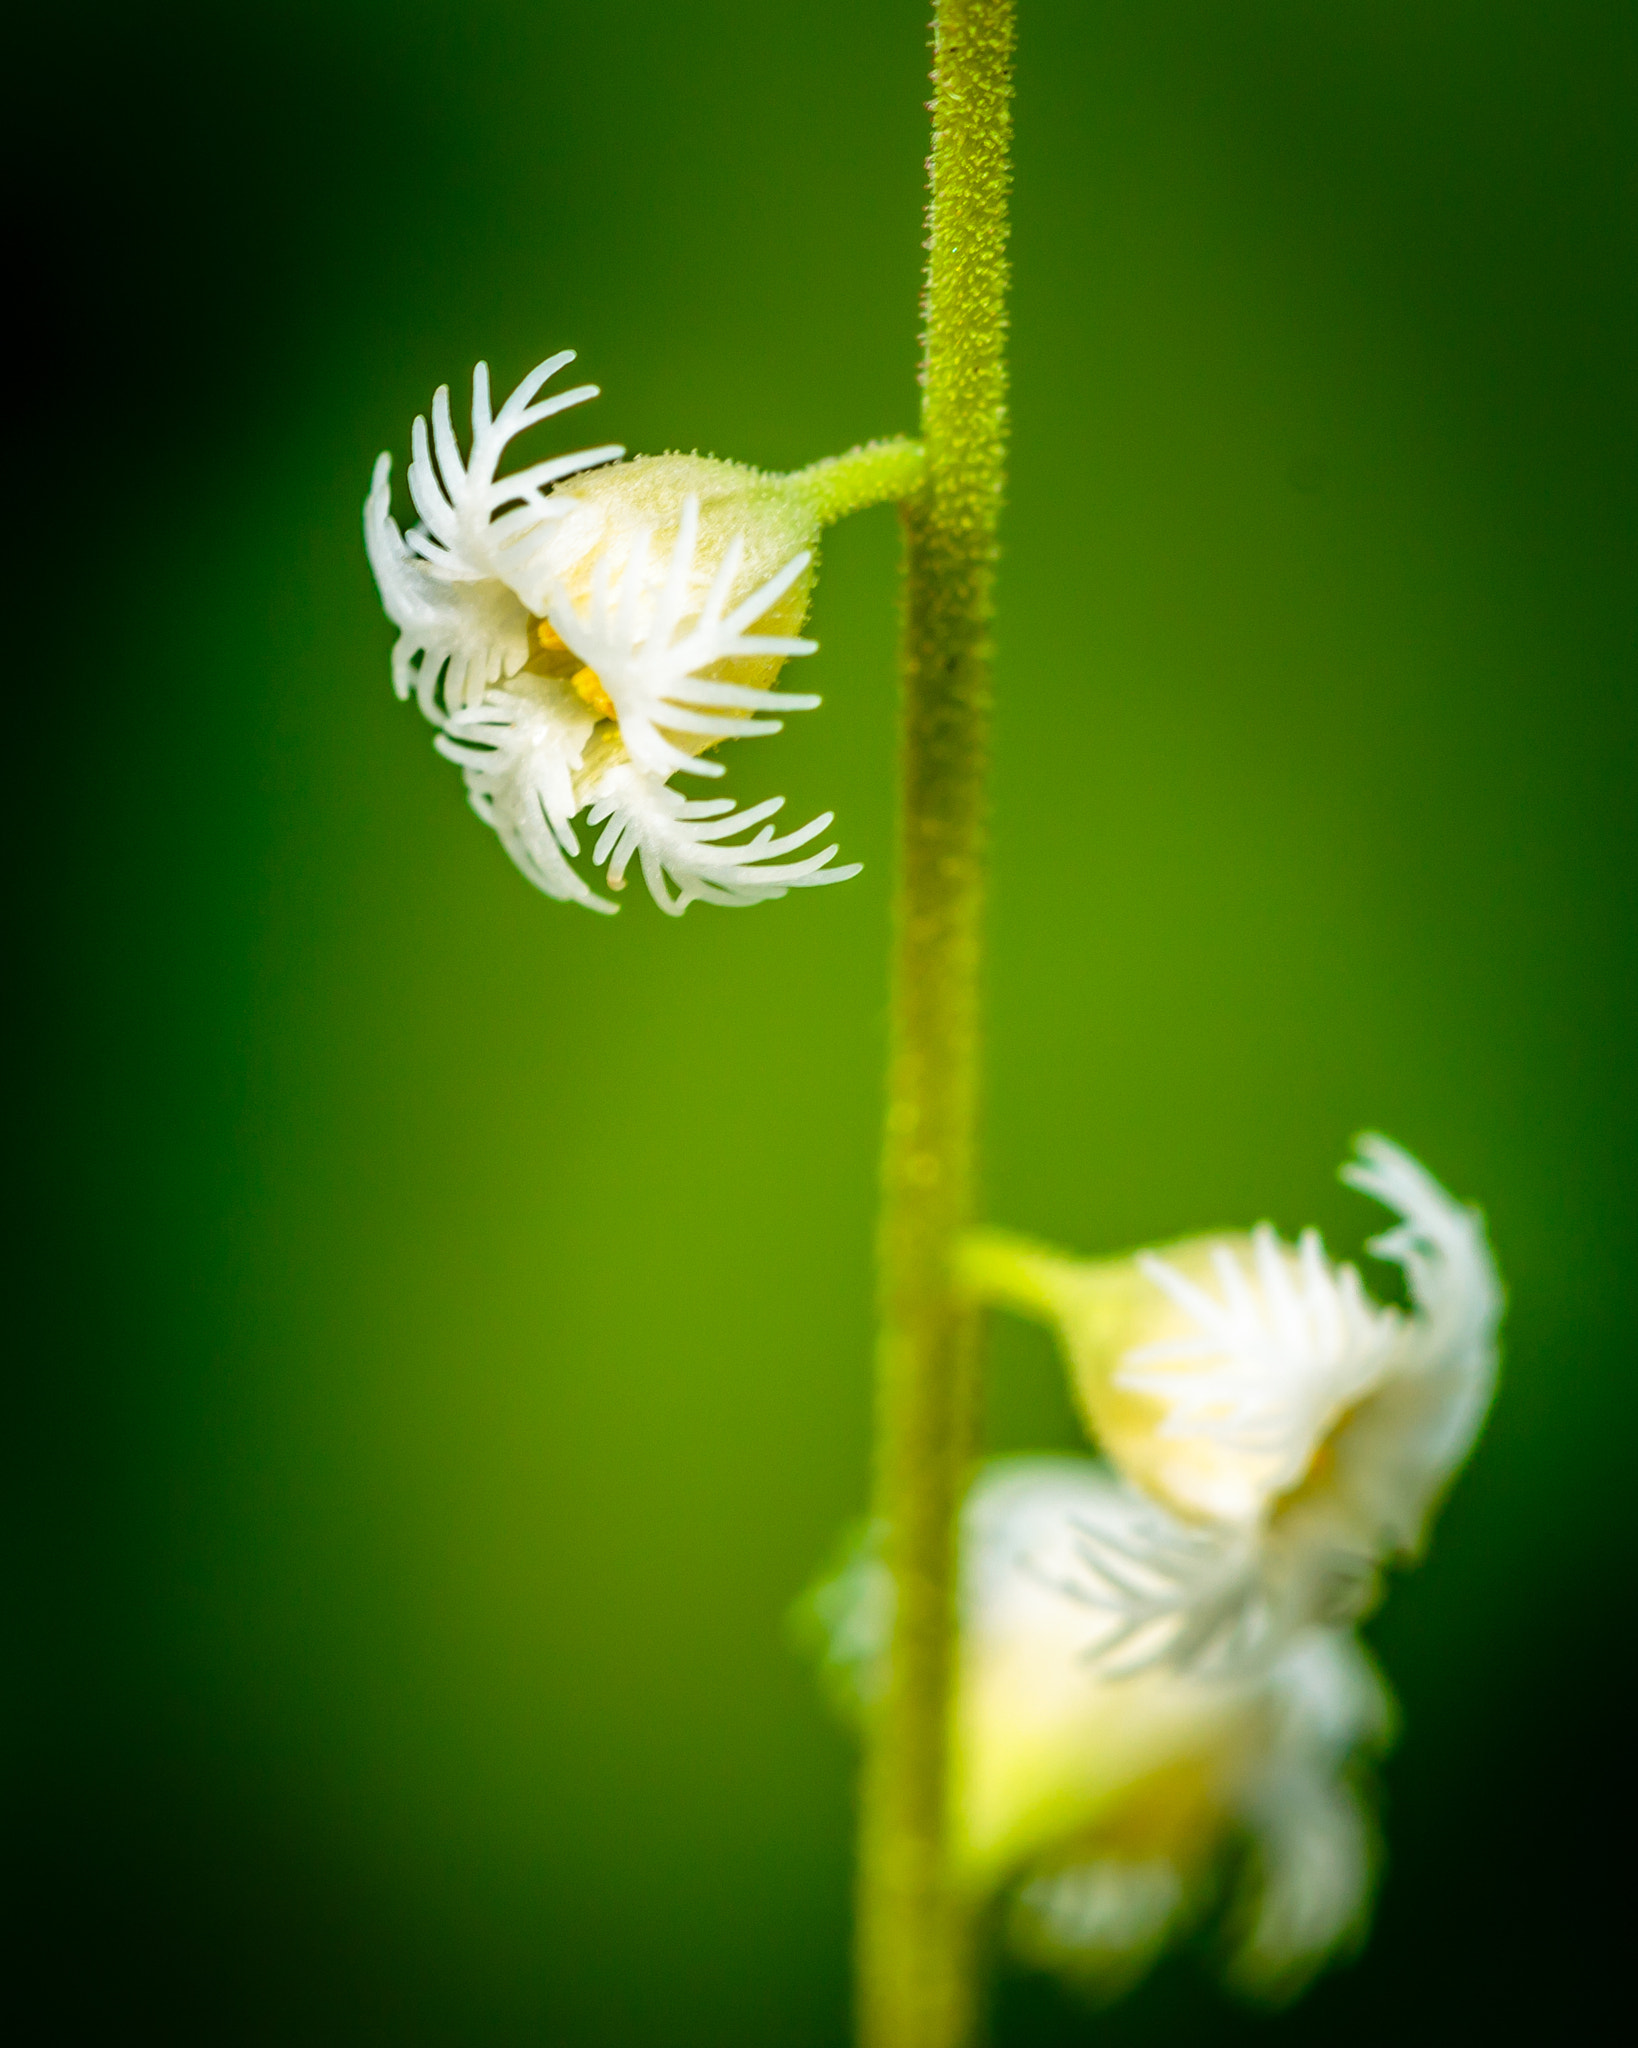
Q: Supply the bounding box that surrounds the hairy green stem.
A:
[858,6,1014,2047]
[788,438,927,526]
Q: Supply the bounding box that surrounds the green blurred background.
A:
[13,2,1634,2041]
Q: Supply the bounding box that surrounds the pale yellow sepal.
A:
[956,1627,1260,1891]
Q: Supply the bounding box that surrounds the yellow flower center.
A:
[535,619,617,723]
[568,666,618,722]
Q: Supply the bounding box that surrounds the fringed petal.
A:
[1321,1135,1504,1556]
[435,680,614,914]
[1223,1630,1391,2000]
[975,1460,1275,1680]
[581,760,858,914]
[539,495,820,779]
[1010,1860,1189,2002]
[364,454,534,718]
[399,355,622,597]
[1113,1226,1402,1524]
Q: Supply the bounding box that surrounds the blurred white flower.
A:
[364,353,860,915]
[801,1457,1393,2003]
[962,1136,1501,1662]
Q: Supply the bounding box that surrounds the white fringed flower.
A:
[962,1138,1502,1666]
[800,1458,1391,2004]
[364,353,861,914]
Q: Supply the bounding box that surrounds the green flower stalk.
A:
[859,6,1015,2047]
